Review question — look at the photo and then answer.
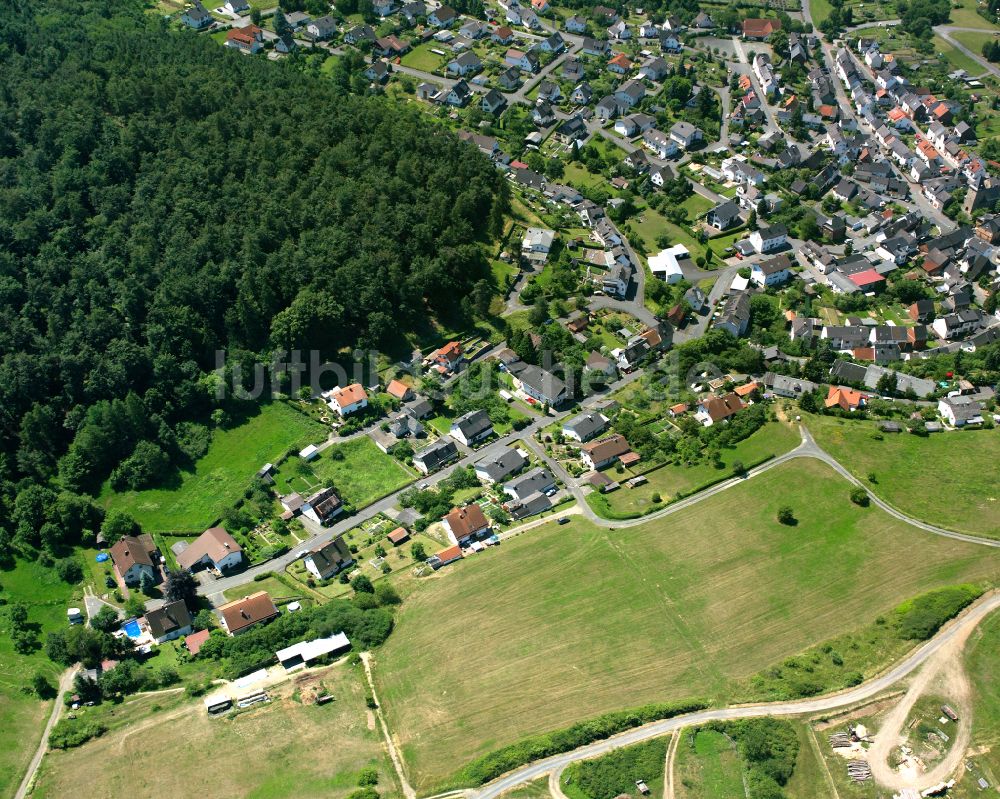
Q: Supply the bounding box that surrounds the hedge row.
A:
[893,584,983,640]
[456,698,709,786]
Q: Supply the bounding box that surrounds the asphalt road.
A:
[473,591,1000,799]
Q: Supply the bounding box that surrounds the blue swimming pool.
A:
[122,619,142,638]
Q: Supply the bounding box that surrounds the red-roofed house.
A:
[742,18,780,39]
[848,269,885,292]
[185,629,211,657]
[607,52,634,74]
[225,25,264,53]
[386,379,413,401]
[327,383,369,416]
[428,341,464,374]
[825,386,868,412]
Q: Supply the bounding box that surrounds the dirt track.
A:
[866,614,977,791]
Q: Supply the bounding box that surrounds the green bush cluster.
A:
[706,718,799,799]
[893,584,981,640]
[456,699,708,785]
[49,716,108,749]
[564,739,667,799]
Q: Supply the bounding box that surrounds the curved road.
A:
[473,591,1000,799]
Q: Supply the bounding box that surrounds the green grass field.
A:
[0,560,80,799]
[933,34,986,74]
[674,729,743,799]
[275,436,415,510]
[948,0,1000,29]
[101,402,325,532]
[807,416,1000,537]
[401,41,445,72]
[374,459,1000,791]
[952,607,1000,798]
[590,422,800,518]
[32,663,397,799]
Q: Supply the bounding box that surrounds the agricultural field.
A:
[0,560,80,799]
[101,402,325,533]
[589,422,800,518]
[31,663,396,799]
[374,460,1000,791]
[274,436,415,510]
[807,415,1000,537]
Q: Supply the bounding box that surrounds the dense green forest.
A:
[0,0,508,554]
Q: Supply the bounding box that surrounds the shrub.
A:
[357,766,379,786]
[456,699,708,785]
[893,585,981,640]
[564,739,667,799]
[776,505,795,525]
[849,486,869,506]
[50,717,108,749]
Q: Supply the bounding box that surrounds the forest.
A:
[0,0,508,553]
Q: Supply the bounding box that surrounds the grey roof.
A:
[451,408,493,439]
[562,411,608,441]
[474,447,528,482]
[503,466,556,501]
[506,491,552,519]
[413,437,458,469]
[517,364,567,404]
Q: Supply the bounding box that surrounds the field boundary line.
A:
[362,652,417,799]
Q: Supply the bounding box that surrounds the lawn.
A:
[590,421,800,518]
[564,162,608,192]
[31,663,398,799]
[401,41,445,72]
[628,207,706,261]
[374,459,1000,791]
[276,436,415,510]
[952,29,1000,59]
[674,729,743,799]
[932,34,986,74]
[0,560,80,799]
[948,0,1000,30]
[807,415,1000,537]
[222,575,308,604]
[681,193,713,219]
[101,402,325,532]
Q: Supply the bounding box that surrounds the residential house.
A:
[643,128,677,158]
[302,487,344,525]
[750,254,793,287]
[562,412,609,442]
[450,409,494,446]
[110,535,159,588]
[304,538,354,580]
[492,25,514,44]
[225,25,264,53]
[412,437,459,474]
[825,385,869,411]
[306,15,337,39]
[581,434,631,470]
[607,53,634,75]
[565,14,587,32]
[714,292,752,337]
[327,383,369,416]
[503,467,556,502]
[513,364,568,407]
[427,4,456,27]
[182,0,213,29]
[669,121,702,150]
[445,79,473,106]
[505,48,539,73]
[474,448,528,483]
[177,527,244,572]
[448,51,482,76]
[695,392,744,426]
[938,395,984,426]
[482,89,506,114]
[749,224,787,254]
[428,340,464,374]
[145,601,193,644]
[218,592,280,636]
[442,504,491,546]
[707,200,742,230]
[521,227,555,261]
